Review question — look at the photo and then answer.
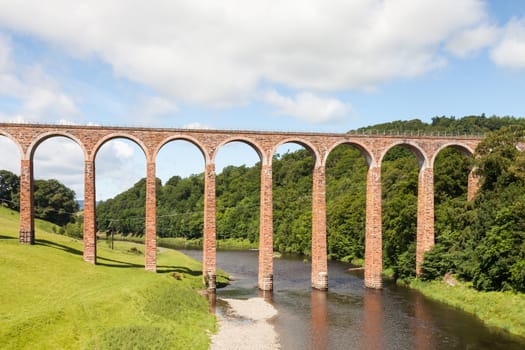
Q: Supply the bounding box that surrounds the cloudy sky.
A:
[1,0,525,200]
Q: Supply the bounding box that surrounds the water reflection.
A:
[207,291,217,314]
[413,291,435,350]
[362,288,384,350]
[180,249,525,350]
[311,290,328,349]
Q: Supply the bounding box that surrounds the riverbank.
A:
[409,279,525,338]
[210,297,279,349]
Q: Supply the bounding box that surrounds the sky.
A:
[1,0,525,201]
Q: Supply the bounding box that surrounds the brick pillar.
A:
[203,163,217,291]
[258,164,273,291]
[365,165,382,289]
[467,168,480,201]
[145,161,157,272]
[19,159,34,244]
[311,165,328,290]
[416,166,434,276]
[83,160,96,264]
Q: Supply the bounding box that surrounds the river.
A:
[179,249,525,350]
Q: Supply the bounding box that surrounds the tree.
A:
[0,170,20,210]
[34,179,79,226]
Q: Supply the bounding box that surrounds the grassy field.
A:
[0,206,219,350]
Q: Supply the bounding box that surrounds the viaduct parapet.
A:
[0,123,482,291]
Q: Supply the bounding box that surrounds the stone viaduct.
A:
[0,123,482,291]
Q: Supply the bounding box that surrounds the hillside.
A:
[0,206,217,350]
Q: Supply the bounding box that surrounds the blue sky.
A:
[1,0,525,200]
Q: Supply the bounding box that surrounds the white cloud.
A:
[95,139,145,200]
[0,35,80,123]
[32,137,84,197]
[182,122,212,130]
[0,136,20,174]
[0,0,487,109]
[490,18,525,70]
[111,140,135,159]
[446,23,501,57]
[140,96,178,117]
[264,90,350,123]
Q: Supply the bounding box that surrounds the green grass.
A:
[410,279,525,338]
[109,234,258,251]
[0,206,218,349]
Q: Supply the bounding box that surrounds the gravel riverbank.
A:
[210,297,280,349]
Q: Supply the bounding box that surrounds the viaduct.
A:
[0,123,482,291]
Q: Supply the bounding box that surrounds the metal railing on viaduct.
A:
[0,122,483,291]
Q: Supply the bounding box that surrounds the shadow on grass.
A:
[157,265,202,277]
[0,234,17,240]
[97,256,143,268]
[37,239,83,256]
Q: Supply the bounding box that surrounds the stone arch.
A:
[272,138,320,166]
[90,133,148,162]
[430,142,475,168]
[379,141,428,169]
[0,130,23,159]
[326,140,374,167]
[26,131,88,161]
[154,135,209,164]
[213,137,264,164]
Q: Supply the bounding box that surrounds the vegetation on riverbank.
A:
[410,279,525,338]
[0,206,218,350]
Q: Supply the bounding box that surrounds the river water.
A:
[179,249,525,350]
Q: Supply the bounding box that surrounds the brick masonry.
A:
[0,123,482,291]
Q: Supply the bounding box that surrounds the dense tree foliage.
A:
[95,115,525,292]
[0,170,20,210]
[422,126,525,292]
[33,179,79,226]
[0,170,79,226]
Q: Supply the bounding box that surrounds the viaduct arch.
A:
[0,123,482,291]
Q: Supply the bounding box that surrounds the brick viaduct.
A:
[0,123,482,291]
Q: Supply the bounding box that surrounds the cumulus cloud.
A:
[33,137,84,196]
[490,18,525,70]
[0,0,488,108]
[0,34,80,123]
[446,23,501,57]
[95,139,145,200]
[264,90,350,123]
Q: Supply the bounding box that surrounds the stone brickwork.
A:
[0,123,482,291]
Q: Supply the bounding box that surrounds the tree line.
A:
[0,173,79,227]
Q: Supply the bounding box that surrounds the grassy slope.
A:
[410,279,525,338]
[0,207,216,350]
